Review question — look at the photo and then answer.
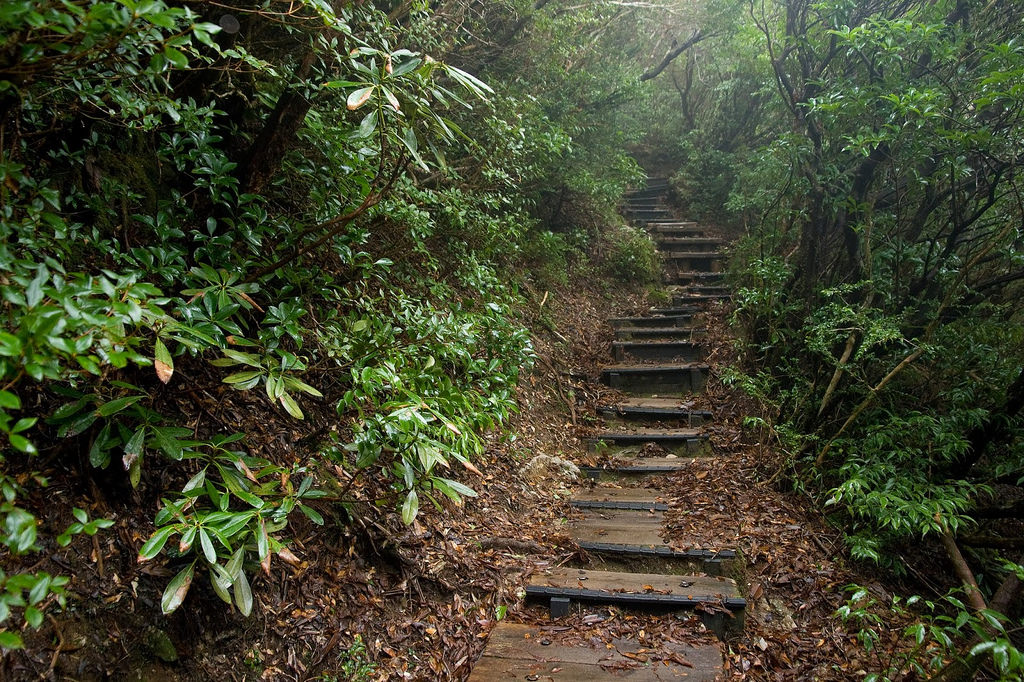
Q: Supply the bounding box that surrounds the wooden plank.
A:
[602,397,706,410]
[588,429,708,456]
[469,623,723,682]
[647,307,703,315]
[598,428,704,438]
[602,363,710,373]
[601,364,710,395]
[581,456,691,475]
[571,487,669,510]
[572,487,670,505]
[608,315,695,328]
[611,342,705,363]
[613,327,707,341]
[663,251,725,260]
[528,567,742,601]
[596,398,713,425]
[571,509,665,546]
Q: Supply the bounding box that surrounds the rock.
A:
[520,454,580,482]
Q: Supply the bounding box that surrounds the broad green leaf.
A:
[299,504,324,525]
[97,395,144,417]
[391,56,422,77]
[178,525,197,552]
[138,525,177,561]
[279,392,303,419]
[347,86,375,110]
[283,376,322,397]
[435,477,477,498]
[353,110,378,139]
[150,426,192,460]
[182,469,206,493]
[198,528,217,564]
[161,563,195,614]
[209,564,233,604]
[9,433,35,454]
[0,631,23,650]
[381,86,401,112]
[225,547,245,581]
[163,46,189,69]
[233,569,253,616]
[257,517,270,574]
[223,370,262,385]
[124,427,146,461]
[25,268,46,308]
[154,338,174,384]
[401,489,419,525]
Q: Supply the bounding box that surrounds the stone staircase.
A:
[469,178,741,680]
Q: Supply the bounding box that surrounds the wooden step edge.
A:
[611,340,702,349]
[612,327,708,335]
[524,585,746,611]
[608,316,695,325]
[589,430,707,440]
[581,462,688,476]
[602,363,711,373]
[569,499,669,511]
[467,622,726,680]
[596,404,714,420]
[648,307,703,314]
[577,541,736,561]
[663,252,726,259]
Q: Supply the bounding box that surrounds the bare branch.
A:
[639,29,710,81]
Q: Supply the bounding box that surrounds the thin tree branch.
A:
[640,29,710,81]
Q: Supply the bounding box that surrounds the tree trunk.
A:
[237,48,318,196]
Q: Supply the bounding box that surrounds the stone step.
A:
[611,341,705,363]
[596,398,713,425]
[526,567,745,636]
[468,622,724,681]
[570,487,670,511]
[601,363,709,395]
[608,314,694,329]
[613,327,707,341]
[587,428,709,456]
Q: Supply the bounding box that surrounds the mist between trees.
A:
[0,1,1021,679]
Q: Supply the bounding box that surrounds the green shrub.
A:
[603,225,660,285]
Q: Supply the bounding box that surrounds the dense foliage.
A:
[0,0,657,650]
[643,0,1024,677]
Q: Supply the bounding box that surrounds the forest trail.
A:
[469,180,744,680]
